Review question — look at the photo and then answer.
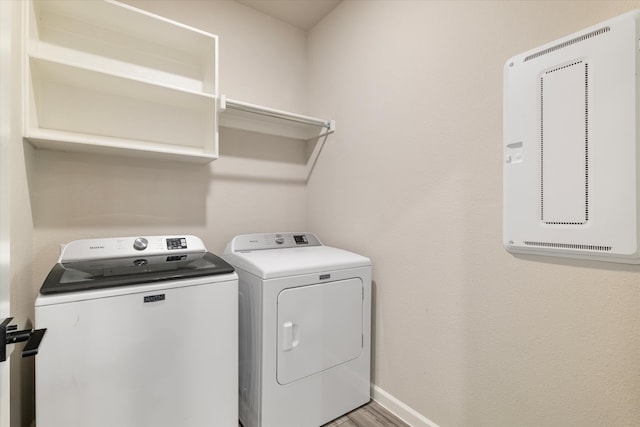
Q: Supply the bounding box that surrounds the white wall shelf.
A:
[218,95,335,141]
[23,0,219,163]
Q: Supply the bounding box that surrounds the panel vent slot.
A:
[524,27,610,62]
[540,60,589,225]
[524,241,612,252]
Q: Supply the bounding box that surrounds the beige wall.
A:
[307,1,640,426]
[11,1,640,426]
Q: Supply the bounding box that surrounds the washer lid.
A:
[224,245,370,279]
[40,252,235,295]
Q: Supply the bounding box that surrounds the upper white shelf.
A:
[218,96,335,140]
[24,0,219,163]
[29,0,218,95]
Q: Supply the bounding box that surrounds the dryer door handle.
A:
[282,321,299,351]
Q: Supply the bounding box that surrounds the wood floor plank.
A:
[322,400,410,427]
[239,399,408,427]
[346,406,385,426]
[326,418,358,427]
[323,414,352,426]
[364,401,411,426]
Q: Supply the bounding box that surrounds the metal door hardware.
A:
[0,317,46,362]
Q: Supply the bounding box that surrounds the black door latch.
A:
[0,317,46,363]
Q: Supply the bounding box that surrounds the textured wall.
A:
[307,1,640,425]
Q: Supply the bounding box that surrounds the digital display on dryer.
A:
[294,235,308,245]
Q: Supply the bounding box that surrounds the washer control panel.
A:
[59,235,206,262]
[230,232,321,252]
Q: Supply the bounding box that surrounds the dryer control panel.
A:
[228,233,322,252]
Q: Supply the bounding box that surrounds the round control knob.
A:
[133,237,148,251]
[275,234,285,244]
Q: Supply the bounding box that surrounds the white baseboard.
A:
[371,384,440,427]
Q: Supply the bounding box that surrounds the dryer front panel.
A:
[276,278,363,385]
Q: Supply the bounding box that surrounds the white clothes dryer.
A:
[223,232,372,427]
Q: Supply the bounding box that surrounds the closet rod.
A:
[222,97,332,130]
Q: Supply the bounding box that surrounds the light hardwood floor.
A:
[239,400,411,427]
[322,400,411,427]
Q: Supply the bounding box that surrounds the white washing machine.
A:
[35,235,238,427]
[223,232,372,427]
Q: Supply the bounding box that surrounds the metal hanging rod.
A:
[220,96,333,130]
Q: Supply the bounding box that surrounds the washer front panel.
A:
[35,277,238,427]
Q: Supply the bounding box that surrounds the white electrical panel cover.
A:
[503,10,640,263]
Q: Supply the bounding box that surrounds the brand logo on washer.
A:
[320,274,330,280]
[144,294,166,303]
[89,245,104,250]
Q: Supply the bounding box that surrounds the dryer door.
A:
[276,278,363,385]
